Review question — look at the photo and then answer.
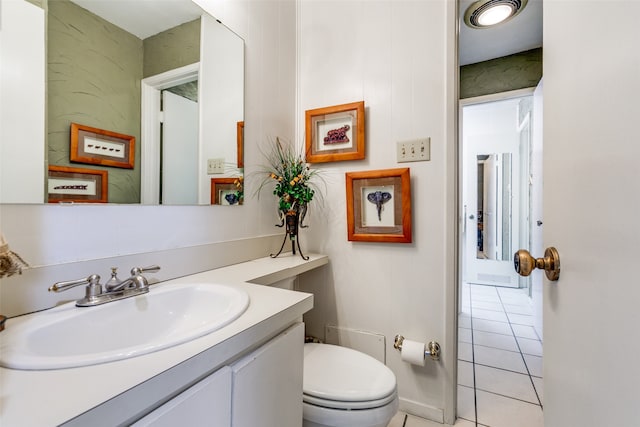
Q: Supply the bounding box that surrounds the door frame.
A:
[459,88,535,290]
[140,63,200,204]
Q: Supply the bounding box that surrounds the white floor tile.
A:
[458,342,473,362]
[404,414,448,427]
[507,312,535,326]
[469,293,501,303]
[523,354,543,378]
[471,300,505,312]
[473,330,519,352]
[457,385,476,422]
[476,390,543,427]
[474,364,539,404]
[458,360,474,387]
[472,308,509,323]
[511,324,539,340]
[474,345,528,374]
[471,284,499,294]
[458,315,472,329]
[496,286,528,294]
[496,288,529,300]
[387,411,406,427]
[517,336,543,356]
[453,419,476,426]
[458,327,472,343]
[503,303,533,315]
[458,284,544,426]
[532,376,544,405]
[472,318,513,335]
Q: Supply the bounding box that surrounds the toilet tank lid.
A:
[303,343,397,402]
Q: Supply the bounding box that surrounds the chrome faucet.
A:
[48,265,161,307]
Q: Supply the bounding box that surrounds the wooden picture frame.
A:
[346,168,412,243]
[48,165,108,203]
[305,101,365,163]
[211,178,242,205]
[237,121,244,168]
[71,123,135,169]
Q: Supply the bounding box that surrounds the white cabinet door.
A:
[231,323,304,427]
[132,366,232,427]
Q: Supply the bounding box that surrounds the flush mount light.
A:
[464,0,528,28]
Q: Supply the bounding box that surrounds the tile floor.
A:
[457,283,543,427]
[387,284,543,427]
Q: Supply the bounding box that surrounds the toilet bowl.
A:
[303,343,399,427]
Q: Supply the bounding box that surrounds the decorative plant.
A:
[257,137,322,216]
[233,175,244,204]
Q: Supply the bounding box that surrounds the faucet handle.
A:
[49,274,102,299]
[130,265,161,275]
[49,274,100,292]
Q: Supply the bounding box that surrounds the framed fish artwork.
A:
[70,123,135,169]
[305,101,365,163]
[345,168,412,243]
[48,165,108,203]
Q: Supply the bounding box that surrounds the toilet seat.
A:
[303,392,397,410]
[303,343,397,410]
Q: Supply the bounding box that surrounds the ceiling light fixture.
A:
[464,0,528,29]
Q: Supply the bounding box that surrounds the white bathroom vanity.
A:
[0,254,327,426]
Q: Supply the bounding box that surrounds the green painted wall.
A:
[48,0,142,203]
[143,19,201,78]
[46,1,201,204]
[460,48,542,99]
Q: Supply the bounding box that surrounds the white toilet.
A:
[302,343,399,427]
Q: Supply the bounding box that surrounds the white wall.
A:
[297,0,456,422]
[0,0,297,315]
[198,14,245,203]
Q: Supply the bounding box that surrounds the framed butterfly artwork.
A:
[345,168,412,243]
[305,101,365,163]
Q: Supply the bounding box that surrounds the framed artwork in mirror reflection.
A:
[345,168,412,243]
[305,101,365,163]
[47,165,108,203]
[71,123,135,169]
[211,178,243,206]
[237,121,244,168]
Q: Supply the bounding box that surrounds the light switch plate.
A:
[397,138,430,163]
[207,158,225,174]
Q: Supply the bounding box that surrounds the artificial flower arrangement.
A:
[256,137,323,259]
[257,137,321,220]
[232,175,244,204]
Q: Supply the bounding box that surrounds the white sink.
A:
[0,283,249,370]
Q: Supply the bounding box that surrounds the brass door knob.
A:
[514,247,561,281]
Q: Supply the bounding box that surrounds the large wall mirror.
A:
[1,0,244,205]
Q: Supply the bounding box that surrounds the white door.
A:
[162,90,199,205]
[543,1,640,426]
[462,97,528,287]
[530,80,544,340]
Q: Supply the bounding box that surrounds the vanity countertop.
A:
[0,253,327,426]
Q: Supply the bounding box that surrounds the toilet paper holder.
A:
[393,335,441,361]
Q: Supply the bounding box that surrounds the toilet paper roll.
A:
[401,339,426,366]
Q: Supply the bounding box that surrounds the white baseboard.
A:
[399,397,444,424]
